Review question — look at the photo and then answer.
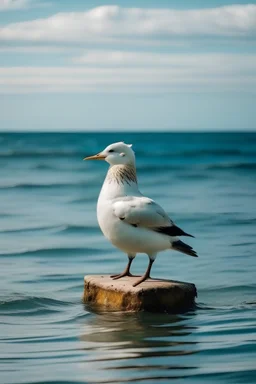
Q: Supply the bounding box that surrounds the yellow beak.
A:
[83,152,106,161]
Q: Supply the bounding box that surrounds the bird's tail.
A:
[172,240,198,257]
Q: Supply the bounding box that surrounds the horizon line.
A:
[1,130,255,134]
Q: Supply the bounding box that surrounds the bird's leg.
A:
[111,254,135,279]
[132,255,155,287]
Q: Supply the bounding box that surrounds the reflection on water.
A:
[80,310,198,382]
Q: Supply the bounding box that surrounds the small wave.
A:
[175,173,210,181]
[18,381,86,384]
[69,196,99,204]
[135,148,245,157]
[0,224,98,235]
[138,162,256,173]
[0,212,17,218]
[173,149,244,158]
[216,217,256,227]
[0,182,73,190]
[184,149,242,156]
[2,224,99,236]
[0,149,84,158]
[0,179,100,190]
[231,241,255,247]
[137,164,183,173]
[206,162,256,171]
[195,302,216,311]
[0,246,104,257]
[33,164,57,170]
[32,164,87,172]
[59,224,97,234]
[242,300,256,308]
[0,295,69,315]
[202,284,256,294]
[0,224,67,234]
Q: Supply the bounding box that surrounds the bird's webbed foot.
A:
[132,273,150,287]
[111,271,134,280]
[111,255,135,280]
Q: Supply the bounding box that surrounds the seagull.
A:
[84,142,197,287]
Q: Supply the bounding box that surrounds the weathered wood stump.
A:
[84,275,197,313]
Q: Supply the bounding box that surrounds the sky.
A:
[0,0,256,131]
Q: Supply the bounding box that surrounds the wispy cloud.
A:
[0,45,70,53]
[1,5,255,96]
[1,53,255,94]
[0,4,255,42]
[0,0,35,11]
[73,51,256,72]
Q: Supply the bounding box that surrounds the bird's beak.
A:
[83,152,106,161]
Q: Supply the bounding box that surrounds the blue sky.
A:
[0,0,256,131]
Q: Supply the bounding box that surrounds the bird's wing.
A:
[112,196,194,237]
[113,196,172,227]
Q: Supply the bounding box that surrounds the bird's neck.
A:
[107,164,137,184]
[100,164,139,199]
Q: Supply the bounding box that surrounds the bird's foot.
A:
[132,274,150,287]
[111,271,134,280]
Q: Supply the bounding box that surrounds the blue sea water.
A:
[0,132,256,384]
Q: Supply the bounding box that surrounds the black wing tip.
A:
[190,250,198,257]
[154,225,195,238]
[183,248,198,257]
[172,240,198,258]
[184,232,195,238]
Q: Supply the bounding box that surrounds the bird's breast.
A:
[96,178,139,237]
[97,196,117,239]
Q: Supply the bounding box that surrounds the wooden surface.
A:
[83,275,197,313]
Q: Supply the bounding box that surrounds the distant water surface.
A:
[0,132,256,383]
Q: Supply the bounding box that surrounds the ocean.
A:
[0,132,256,384]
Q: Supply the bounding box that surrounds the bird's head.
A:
[84,142,135,166]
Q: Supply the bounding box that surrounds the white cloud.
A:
[0,0,32,11]
[0,45,70,53]
[0,53,255,94]
[73,51,256,73]
[0,4,255,42]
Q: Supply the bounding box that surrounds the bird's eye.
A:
[109,149,114,153]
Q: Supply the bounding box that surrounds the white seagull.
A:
[84,142,197,286]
